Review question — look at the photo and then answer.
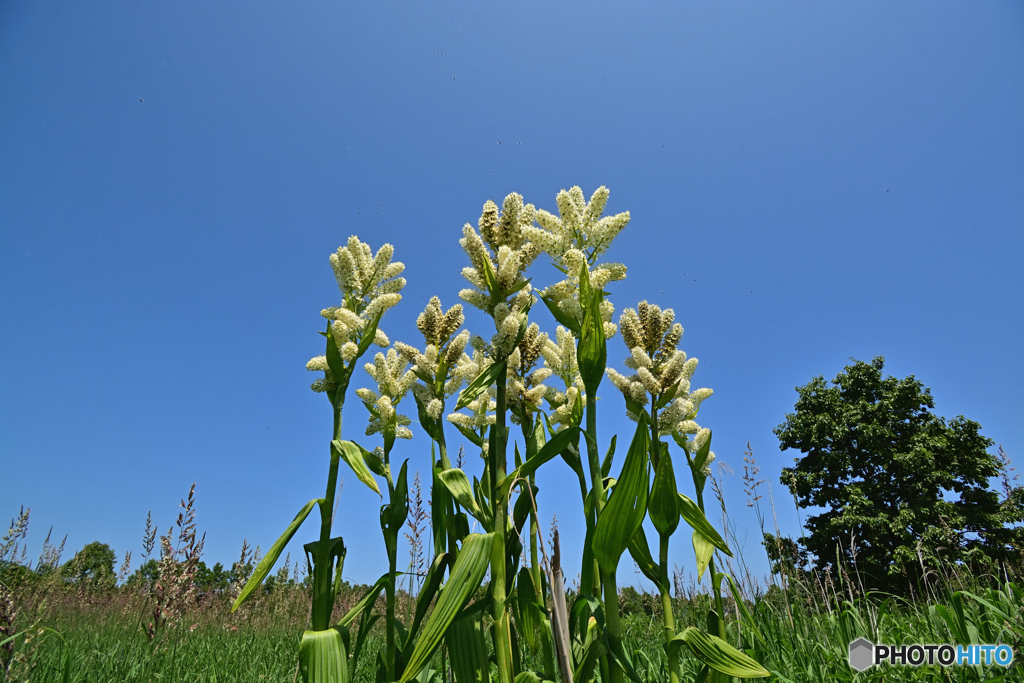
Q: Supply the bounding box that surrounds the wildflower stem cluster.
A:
[234,187,768,683]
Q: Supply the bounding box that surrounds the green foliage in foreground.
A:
[5,578,1023,682]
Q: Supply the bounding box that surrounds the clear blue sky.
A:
[2,2,1021,590]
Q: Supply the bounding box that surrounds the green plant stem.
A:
[586,393,623,683]
[311,406,344,632]
[385,473,398,682]
[492,370,514,683]
[659,532,680,683]
[650,402,680,683]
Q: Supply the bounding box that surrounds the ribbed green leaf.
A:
[332,440,381,497]
[677,493,731,556]
[358,443,386,477]
[446,611,489,683]
[539,295,581,335]
[338,574,389,627]
[573,617,606,683]
[498,426,581,502]
[692,431,712,476]
[627,526,663,591]
[593,416,650,573]
[355,309,384,359]
[601,435,617,478]
[232,498,322,611]
[516,568,542,652]
[649,454,680,536]
[693,529,715,581]
[514,673,554,683]
[452,422,485,447]
[299,627,348,683]
[403,553,450,656]
[399,533,495,682]
[455,360,507,411]
[413,394,442,442]
[391,460,410,529]
[325,325,347,407]
[480,252,502,305]
[576,266,606,397]
[438,469,486,523]
[672,627,770,678]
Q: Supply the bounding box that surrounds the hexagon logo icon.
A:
[848,638,874,671]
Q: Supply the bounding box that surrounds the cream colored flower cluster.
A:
[538,326,585,431]
[605,301,712,436]
[355,349,417,440]
[458,193,541,314]
[308,236,405,394]
[504,323,553,423]
[489,289,533,359]
[393,297,472,422]
[446,345,498,449]
[525,187,630,339]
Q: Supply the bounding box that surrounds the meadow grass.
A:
[4,561,1022,682]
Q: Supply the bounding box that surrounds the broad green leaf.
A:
[452,422,484,447]
[325,325,347,402]
[539,294,581,335]
[593,415,650,573]
[360,443,387,477]
[649,454,680,536]
[446,610,489,683]
[403,553,450,655]
[413,394,442,442]
[232,498,322,611]
[333,440,381,497]
[338,573,389,627]
[433,356,448,396]
[693,530,715,581]
[512,479,538,534]
[455,360,507,411]
[573,617,606,683]
[299,627,348,683]
[391,460,410,529]
[516,568,542,652]
[677,494,732,556]
[655,382,680,410]
[400,533,495,682]
[500,426,581,498]
[355,309,384,359]
[439,468,487,524]
[624,396,646,419]
[672,627,770,678]
[576,265,606,397]
[693,431,712,476]
[514,673,553,683]
[472,476,494,530]
[480,252,502,304]
[601,435,617,478]
[627,526,663,591]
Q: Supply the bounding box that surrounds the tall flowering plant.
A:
[234,190,770,683]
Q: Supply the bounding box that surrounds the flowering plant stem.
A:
[648,403,680,683]
[585,393,624,683]
[490,372,514,683]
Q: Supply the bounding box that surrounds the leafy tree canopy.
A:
[776,357,1024,593]
[62,541,116,588]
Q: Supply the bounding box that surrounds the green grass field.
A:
[4,568,1022,682]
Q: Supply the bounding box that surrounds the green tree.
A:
[776,357,1024,594]
[62,541,116,588]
